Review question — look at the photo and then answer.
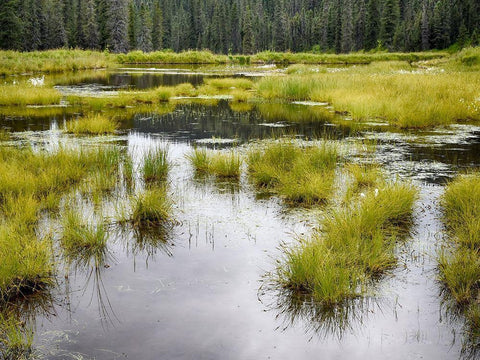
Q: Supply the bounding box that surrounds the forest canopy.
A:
[0,0,478,53]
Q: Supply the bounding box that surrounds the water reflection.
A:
[260,283,380,341]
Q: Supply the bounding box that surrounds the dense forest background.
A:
[0,0,478,53]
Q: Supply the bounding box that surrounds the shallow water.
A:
[3,77,480,359]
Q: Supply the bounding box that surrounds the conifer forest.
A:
[1,0,479,53]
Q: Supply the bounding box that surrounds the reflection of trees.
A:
[259,281,380,341]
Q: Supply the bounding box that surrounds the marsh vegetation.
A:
[0,48,480,359]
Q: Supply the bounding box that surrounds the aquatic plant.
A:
[257,69,480,128]
[248,141,339,205]
[439,173,480,342]
[142,147,169,183]
[0,83,62,106]
[0,313,34,359]
[187,148,242,179]
[65,113,119,135]
[61,209,108,259]
[0,224,53,301]
[131,188,172,225]
[277,181,417,305]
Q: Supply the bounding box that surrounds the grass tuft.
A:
[65,114,119,135]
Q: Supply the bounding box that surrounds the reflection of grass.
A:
[187,148,241,179]
[257,103,334,123]
[65,113,119,135]
[277,181,417,305]
[248,141,338,205]
[439,173,480,348]
[0,312,34,359]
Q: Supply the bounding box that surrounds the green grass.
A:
[142,147,169,183]
[61,209,108,260]
[0,83,62,106]
[257,66,480,128]
[187,148,242,179]
[248,141,339,205]
[277,180,417,305]
[0,312,34,359]
[131,188,172,226]
[439,173,480,342]
[0,49,113,75]
[65,113,119,135]
[116,50,229,64]
[0,224,53,301]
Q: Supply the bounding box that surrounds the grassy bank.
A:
[439,173,480,345]
[187,148,242,179]
[0,49,452,76]
[0,50,113,75]
[257,69,480,128]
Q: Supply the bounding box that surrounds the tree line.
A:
[0,0,478,53]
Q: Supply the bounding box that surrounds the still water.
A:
[2,69,480,359]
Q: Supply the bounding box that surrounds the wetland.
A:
[1,50,480,359]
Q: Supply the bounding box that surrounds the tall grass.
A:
[0,145,125,299]
[257,70,480,128]
[0,84,62,106]
[65,114,119,135]
[439,173,480,341]
[0,225,53,301]
[142,147,169,183]
[131,188,172,226]
[61,209,108,260]
[248,141,339,205]
[0,312,34,359]
[0,49,113,75]
[187,148,242,179]
[277,181,417,304]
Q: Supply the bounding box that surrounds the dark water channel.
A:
[2,76,480,359]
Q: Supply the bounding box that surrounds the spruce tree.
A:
[0,0,22,49]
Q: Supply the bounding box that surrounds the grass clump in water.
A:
[248,141,339,205]
[277,181,417,305]
[0,83,62,106]
[187,148,242,179]
[142,147,169,183]
[65,113,119,135]
[61,209,108,261]
[0,225,53,302]
[131,188,172,226]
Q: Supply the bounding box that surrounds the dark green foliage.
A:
[1,0,478,52]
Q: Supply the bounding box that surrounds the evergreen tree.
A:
[365,0,379,49]
[0,0,22,49]
[380,0,400,49]
[136,3,152,52]
[151,1,163,50]
[107,0,128,52]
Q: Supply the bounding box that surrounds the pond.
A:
[2,69,480,360]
